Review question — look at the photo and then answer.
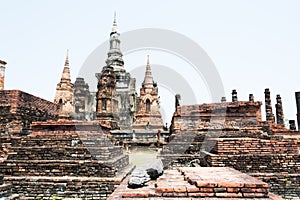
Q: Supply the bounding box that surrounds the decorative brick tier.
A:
[3,167,132,199]
[0,120,134,199]
[108,167,283,199]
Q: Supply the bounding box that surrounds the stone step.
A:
[1,154,129,177]
[7,146,123,161]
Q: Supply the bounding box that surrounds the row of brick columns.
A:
[220,88,299,130]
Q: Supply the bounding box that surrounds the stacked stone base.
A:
[4,166,132,199]
[0,120,134,199]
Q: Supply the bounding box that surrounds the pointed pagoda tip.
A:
[112,11,117,33]
[114,11,117,24]
[65,49,69,66]
[147,55,150,65]
[143,54,154,87]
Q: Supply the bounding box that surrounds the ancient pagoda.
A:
[104,13,137,130]
[132,56,164,132]
[54,51,74,118]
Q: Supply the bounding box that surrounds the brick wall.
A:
[251,173,300,199]
[200,136,300,198]
[210,137,298,155]
[204,152,300,173]
[171,101,262,133]
[4,176,118,199]
[0,90,59,134]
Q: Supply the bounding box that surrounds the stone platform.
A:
[108,167,283,199]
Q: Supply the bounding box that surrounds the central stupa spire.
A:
[112,11,117,33]
[106,12,124,70]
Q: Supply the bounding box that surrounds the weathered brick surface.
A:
[204,149,300,174]
[210,137,298,155]
[161,135,300,198]
[171,101,263,134]
[0,120,133,199]
[4,176,117,199]
[199,136,300,199]
[0,183,19,199]
[0,90,59,134]
[162,96,299,198]
[0,172,19,199]
[0,134,12,160]
[108,167,282,199]
[159,130,268,168]
[251,173,300,199]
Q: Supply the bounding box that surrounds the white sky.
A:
[1,0,300,125]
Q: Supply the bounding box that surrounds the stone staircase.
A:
[0,120,134,199]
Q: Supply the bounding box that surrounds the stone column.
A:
[275,94,285,127]
[175,94,181,113]
[289,120,296,131]
[295,92,300,130]
[249,94,254,102]
[264,88,275,123]
[0,60,7,90]
[232,89,238,102]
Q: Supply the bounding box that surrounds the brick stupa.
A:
[132,56,164,132]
